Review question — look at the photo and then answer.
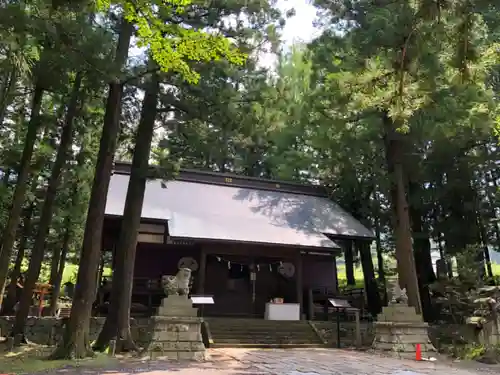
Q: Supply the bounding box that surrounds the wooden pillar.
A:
[296,252,303,319]
[197,247,207,294]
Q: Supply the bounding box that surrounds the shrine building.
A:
[101,162,375,318]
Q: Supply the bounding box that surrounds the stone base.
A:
[158,295,198,317]
[372,304,436,359]
[142,296,205,361]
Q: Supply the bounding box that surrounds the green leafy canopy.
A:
[97,0,247,83]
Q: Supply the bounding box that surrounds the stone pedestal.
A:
[372,303,436,359]
[142,295,205,361]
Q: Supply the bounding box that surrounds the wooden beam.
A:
[203,243,296,259]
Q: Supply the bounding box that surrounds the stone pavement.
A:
[41,348,500,375]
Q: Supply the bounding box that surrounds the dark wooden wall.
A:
[129,241,337,317]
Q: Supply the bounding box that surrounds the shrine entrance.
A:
[201,253,298,317]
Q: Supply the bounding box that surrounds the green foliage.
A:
[96,0,247,83]
[1,0,500,354]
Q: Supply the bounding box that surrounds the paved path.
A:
[44,348,500,375]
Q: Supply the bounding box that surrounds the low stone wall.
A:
[311,321,374,347]
[0,317,152,346]
[311,319,500,353]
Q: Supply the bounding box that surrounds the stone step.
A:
[212,339,320,345]
[210,342,325,348]
[209,330,317,336]
[207,323,314,330]
[209,328,315,333]
[211,336,318,342]
[204,318,324,348]
[207,318,308,324]
[207,320,313,326]
[211,337,320,343]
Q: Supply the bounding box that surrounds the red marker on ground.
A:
[415,343,422,361]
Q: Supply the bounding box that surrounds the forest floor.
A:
[2,347,500,375]
[0,341,119,374]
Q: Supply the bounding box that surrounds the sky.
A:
[278,0,318,45]
[258,0,318,68]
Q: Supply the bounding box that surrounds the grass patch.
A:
[0,342,118,374]
[337,264,365,288]
[491,263,500,275]
[60,264,112,285]
[336,262,500,286]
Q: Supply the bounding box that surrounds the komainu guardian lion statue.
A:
[389,279,409,305]
[161,267,192,296]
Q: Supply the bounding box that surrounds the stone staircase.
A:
[203,317,326,348]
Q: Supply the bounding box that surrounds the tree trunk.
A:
[357,241,381,316]
[94,62,160,352]
[343,240,356,286]
[0,207,33,315]
[49,126,90,316]
[408,182,436,321]
[12,72,82,339]
[50,20,133,360]
[49,242,63,289]
[0,85,44,307]
[374,213,387,303]
[393,149,422,314]
[372,189,386,287]
[477,215,493,279]
[49,218,71,316]
[486,166,500,253]
[0,67,17,127]
[383,114,422,315]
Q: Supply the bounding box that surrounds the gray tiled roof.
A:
[105,173,374,249]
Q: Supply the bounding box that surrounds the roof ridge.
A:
[112,161,328,197]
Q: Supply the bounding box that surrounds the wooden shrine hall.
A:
[100,162,375,319]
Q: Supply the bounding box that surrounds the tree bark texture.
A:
[94,62,160,352]
[383,114,422,315]
[49,218,71,316]
[12,72,82,338]
[0,67,17,127]
[374,213,387,304]
[357,241,381,316]
[0,206,33,315]
[343,240,356,286]
[51,20,133,360]
[0,85,44,308]
[408,182,436,321]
